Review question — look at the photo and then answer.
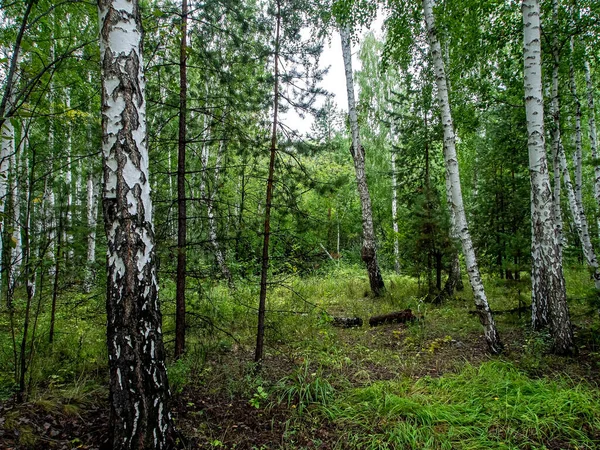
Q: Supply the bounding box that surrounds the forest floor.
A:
[1,266,600,449]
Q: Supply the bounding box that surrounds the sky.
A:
[284,15,385,136]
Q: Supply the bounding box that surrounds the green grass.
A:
[2,263,600,449]
[322,361,600,449]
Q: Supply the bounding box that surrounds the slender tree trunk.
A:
[98,0,175,447]
[175,0,188,360]
[522,0,574,355]
[49,210,63,344]
[207,138,233,288]
[64,91,74,262]
[0,0,34,130]
[0,108,14,293]
[583,60,600,240]
[391,146,400,274]
[423,0,502,353]
[548,1,564,315]
[340,26,385,296]
[255,2,281,366]
[565,37,600,288]
[444,169,464,293]
[10,122,24,291]
[84,173,98,293]
[17,146,36,403]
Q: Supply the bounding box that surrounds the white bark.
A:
[0,112,14,289]
[584,60,600,240]
[83,172,98,293]
[64,90,74,260]
[550,1,564,263]
[9,132,22,290]
[340,25,384,295]
[98,0,173,446]
[423,0,501,353]
[549,42,600,289]
[207,139,233,287]
[522,0,573,353]
[391,149,400,274]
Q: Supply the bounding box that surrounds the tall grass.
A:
[323,361,600,449]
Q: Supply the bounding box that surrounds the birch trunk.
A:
[391,149,400,274]
[444,169,463,295]
[83,173,98,293]
[566,38,600,288]
[557,144,600,287]
[423,0,502,353]
[548,5,564,322]
[207,139,233,288]
[340,26,385,296]
[583,60,600,240]
[98,0,174,447]
[0,111,14,291]
[64,91,74,261]
[9,133,22,292]
[522,0,574,354]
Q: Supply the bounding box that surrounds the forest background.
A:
[2,0,600,448]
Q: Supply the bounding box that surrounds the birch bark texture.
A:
[83,172,98,293]
[422,0,502,353]
[522,0,574,354]
[98,0,174,448]
[584,60,600,240]
[340,26,385,296]
[0,111,14,292]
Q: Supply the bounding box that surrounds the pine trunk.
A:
[99,0,174,447]
[423,0,502,353]
[340,26,385,296]
[175,0,188,360]
[522,0,574,354]
[255,2,281,366]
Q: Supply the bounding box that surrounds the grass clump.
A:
[323,361,600,449]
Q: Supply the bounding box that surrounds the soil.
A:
[1,322,598,449]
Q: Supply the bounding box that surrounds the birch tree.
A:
[340,26,385,296]
[0,107,13,292]
[584,60,600,240]
[521,0,574,354]
[422,0,502,353]
[98,0,174,447]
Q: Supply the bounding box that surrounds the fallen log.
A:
[369,309,416,327]
[332,317,363,328]
[467,304,530,316]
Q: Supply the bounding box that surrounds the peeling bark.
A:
[340,26,385,296]
[98,0,175,447]
[423,0,501,353]
[522,0,574,354]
